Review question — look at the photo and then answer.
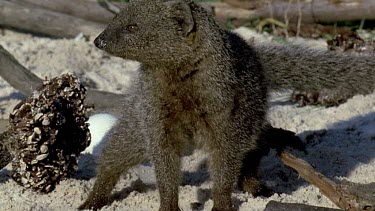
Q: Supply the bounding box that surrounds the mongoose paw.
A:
[158,205,181,211]
[78,196,108,211]
[240,177,273,197]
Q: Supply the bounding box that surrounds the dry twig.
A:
[280,151,375,211]
[0,0,105,38]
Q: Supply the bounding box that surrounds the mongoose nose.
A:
[94,34,107,49]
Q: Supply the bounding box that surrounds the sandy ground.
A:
[0,28,374,211]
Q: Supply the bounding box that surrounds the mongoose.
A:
[79,0,375,210]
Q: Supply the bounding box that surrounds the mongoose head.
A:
[94,0,197,66]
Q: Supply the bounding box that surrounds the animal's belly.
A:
[168,110,212,151]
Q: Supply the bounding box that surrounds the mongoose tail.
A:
[255,44,375,94]
[262,124,305,153]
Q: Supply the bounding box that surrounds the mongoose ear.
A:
[164,0,195,36]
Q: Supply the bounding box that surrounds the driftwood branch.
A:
[279,151,375,211]
[0,45,124,116]
[12,0,215,23]
[39,0,374,25]
[0,0,105,38]
[223,0,267,10]
[2,0,375,40]
[226,0,375,24]
[0,45,42,96]
[264,200,341,211]
[11,0,116,24]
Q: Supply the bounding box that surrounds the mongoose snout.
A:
[94,34,106,49]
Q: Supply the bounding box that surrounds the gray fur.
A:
[79,0,374,210]
[254,44,375,93]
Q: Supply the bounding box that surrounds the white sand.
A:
[0,28,374,211]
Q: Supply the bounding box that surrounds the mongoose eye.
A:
[126,24,139,32]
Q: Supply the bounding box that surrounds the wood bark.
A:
[12,0,216,24]
[0,130,11,169]
[280,151,375,211]
[0,45,43,96]
[264,200,341,211]
[0,0,106,38]
[2,0,374,39]
[223,0,267,9]
[228,0,375,24]
[12,0,116,24]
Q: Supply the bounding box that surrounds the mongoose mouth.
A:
[94,34,107,49]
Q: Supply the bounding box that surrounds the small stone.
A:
[28,146,38,152]
[20,162,27,171]
[63,87,71,92]
[40,145,48,154]
[27,133,35,144]
[21,177,28,184]
[34,127,42,135]
[42,118,50,126]
[11,109,19,116]
[36,154,48,161]
[34,113,43,121]
[35,179,46,187]
[45,185,52,192]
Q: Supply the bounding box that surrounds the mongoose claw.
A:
[78,196,108,211]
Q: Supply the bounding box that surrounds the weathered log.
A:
[264,200,341,211]
[0,0,106,38]
[0,45,42,96]
[12,0,116,24]
[0,119,7,134]
[280,151,375,211]
[0,130,11,169]
[223,0,267,10]
[0,45,124,116]
[14,0,215,24]
[1,0,375,39]
[228,0,375,24]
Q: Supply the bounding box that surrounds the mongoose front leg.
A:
[210,143,244,211]
[79,128,147,210]
[152,137,182,211]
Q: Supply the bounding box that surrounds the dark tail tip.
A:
[262,126,306,154]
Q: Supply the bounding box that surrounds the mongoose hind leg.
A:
[152,141,182,211]
[238,147,272,197]
[239,125,305,197]
[79,131,147,210]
